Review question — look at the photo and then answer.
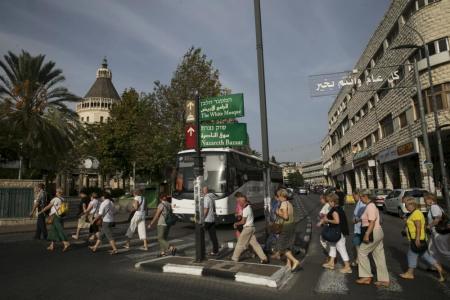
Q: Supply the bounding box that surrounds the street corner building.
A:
[321,0,450,195]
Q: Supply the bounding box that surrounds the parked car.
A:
[298,187,309,195]
[370,189,392,209]
[384,188,428,217]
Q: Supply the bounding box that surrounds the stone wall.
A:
[0,179,43,189]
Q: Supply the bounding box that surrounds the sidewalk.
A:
[136,256,293,288]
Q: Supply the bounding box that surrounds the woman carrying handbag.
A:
[399,197,445,282]
[320,193,351,274]
[39,188,70,252]
[275,189,300,272]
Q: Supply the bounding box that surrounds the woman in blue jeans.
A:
[399,197,445,282]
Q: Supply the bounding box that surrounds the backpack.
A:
[433,206,450,235]
[163,202,178,226]
[57,197,69,217]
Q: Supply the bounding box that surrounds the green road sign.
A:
[200,93,244,121]
[200,123,248,147]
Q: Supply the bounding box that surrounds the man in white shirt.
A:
[203,186,219,255]
[231,192,268,263]
[89,192,118,254]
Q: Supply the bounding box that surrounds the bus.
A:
[171,148,283,224]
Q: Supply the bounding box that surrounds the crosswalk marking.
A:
[315,267,349,295]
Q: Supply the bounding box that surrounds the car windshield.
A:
[405,190,427,197]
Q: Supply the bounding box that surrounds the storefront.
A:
[376,139,420,189]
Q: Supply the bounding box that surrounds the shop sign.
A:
[377,140,418,164]
[397,142,415,156]
[353,150,371,161]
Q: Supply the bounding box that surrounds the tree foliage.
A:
[0,50,81,173]
[287,171,304,187]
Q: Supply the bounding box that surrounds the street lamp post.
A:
[393,23,450,212]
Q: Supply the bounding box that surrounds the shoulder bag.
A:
[321,208,341,243]
[163,202,178,226]
[269,202,288,234]
[433,206,450,235]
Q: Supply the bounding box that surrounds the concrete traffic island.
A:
[135,256,295,288]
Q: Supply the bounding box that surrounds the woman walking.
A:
[399,197,445,282]
[356,189,389,287]
[39,188,70,252]
[148,194,176,256]
[89,191,118,254]
[124,189,148,250]
[275,189,301,271]
[317,193,331,255]
[351,189,366,267]
[72,190,91,240]
[424,192,450,266]
[86,192,100,242]
[321,193,352,274]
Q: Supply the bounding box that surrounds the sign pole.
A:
[194,93,205,262]
[254,0,272,227]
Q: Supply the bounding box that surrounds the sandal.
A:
[374,281,390,287]
[109,250,118,255]
[356,277,372,285]
[170,247,177,256]
[62,244,71,252]
[47,246,54,251]
[89,246,97,253]
[157,252,167,257]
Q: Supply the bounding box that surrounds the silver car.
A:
[383,188,428,217]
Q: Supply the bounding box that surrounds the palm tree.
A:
[0,50,81,172]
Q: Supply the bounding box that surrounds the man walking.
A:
[335,184,346,207]
[203,186,219,256]
[231,192,268,263]
[30,183,48,240]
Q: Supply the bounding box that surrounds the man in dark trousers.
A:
[335,183,346,207]
[203,186,219,256]
[29,183,48,240]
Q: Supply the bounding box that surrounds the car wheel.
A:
[397,207,404,218]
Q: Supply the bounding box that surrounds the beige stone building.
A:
[281,162,303,184]
[321,0,450,195]
[76,58,120,124]
[302,160,326,186]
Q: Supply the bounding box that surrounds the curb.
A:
[135,257,291,288]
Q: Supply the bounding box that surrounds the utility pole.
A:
[413,58,434,192]
[193,93,205,262]
[254,0,272,224]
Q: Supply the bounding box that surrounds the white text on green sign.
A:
[200,123,248,147]
[200,93,244,121]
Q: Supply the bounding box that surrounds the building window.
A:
[100,116,104,123]
[81,117,84,122]
[380,114,394,138]
[373,46,384,66]
[365,135,372,148]
[361,103,369,116]
[419,37,449,59]
[386,22,399,47]
[373,130,380,143]
[399,111,408,128]
[369,97,375,109]
[86,116,89,123]
[378,82,389,101]
[415,83,450,114]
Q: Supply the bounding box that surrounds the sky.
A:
[0,0,391,162]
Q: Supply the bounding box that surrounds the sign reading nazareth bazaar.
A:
[200,123,248,148]
[200,93,244,121]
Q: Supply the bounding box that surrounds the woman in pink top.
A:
[356,189,389,287]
